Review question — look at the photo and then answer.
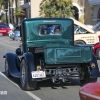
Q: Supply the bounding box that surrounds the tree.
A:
[0,0,14,11]
[14,8,25,21]
[39,0,74,18]
[0,0,6,10]
[14,8,25,17]
[0,0,8,21]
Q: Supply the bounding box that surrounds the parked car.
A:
[0,23,9,26]
[93,35,100,59]
[0,24,11,35]
[86,24,93,29]
[72,18,100,45]
[3,18,100,91]
[79,82,100,100]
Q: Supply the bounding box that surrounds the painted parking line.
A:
[0,72,42,100]
[0,42,17,48]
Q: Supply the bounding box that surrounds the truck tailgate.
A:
[44,46,92,64]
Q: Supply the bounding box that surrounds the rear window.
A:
[38,24,61,35]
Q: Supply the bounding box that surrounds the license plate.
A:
[31,71,46,78]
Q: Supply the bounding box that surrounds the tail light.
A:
[98,35,100,42]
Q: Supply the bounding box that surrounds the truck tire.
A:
[89,78,97,83]
[20,59,37,91]
[96,48,100,60]
[74,40,85,45]
[80,70,97,86]
[5,59,11,77]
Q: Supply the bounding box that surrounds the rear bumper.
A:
[30,67,79,82]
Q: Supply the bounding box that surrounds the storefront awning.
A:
[88,0,100,5]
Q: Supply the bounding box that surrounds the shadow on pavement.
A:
[35,78,81,90]
[2,72,21,88]
[2,72,81,91]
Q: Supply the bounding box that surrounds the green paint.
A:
[22,18,92,64]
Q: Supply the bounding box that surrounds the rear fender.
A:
[3,53,20,76]
[22,52,36,80]
[90,54,100,77]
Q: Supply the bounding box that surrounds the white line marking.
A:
[0,72,19,88]
[0,72,42,100]
[0,42,17,48]
[25,91,42,100]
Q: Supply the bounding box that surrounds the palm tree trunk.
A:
[8,0,11,23]
[15,0,18,24]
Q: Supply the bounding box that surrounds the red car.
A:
[79,82,100,100]
[0,24,11,35]
[93,35,100,59]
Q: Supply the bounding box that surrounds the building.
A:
[88,0,100,24]
[72,0,92,24]
[9,0,24,24]
[20,0,30,18]
[20,0,92,24]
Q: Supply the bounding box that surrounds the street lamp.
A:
[5,9,8,24]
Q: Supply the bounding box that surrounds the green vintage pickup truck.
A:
[4,18,100,91]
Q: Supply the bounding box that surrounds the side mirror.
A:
[15,48,21,56]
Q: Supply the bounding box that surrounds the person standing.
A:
[9,23,14,31]
[14,26,20,41]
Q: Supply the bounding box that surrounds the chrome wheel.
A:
[5,61,8,74]
[21,65,26,86]
[20,59,37,90]
[5,59,11,77]
[5,60,9,74]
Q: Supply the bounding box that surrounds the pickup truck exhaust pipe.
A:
[62,78,71,83]
[52,77,71,84]
[52,78,60,84]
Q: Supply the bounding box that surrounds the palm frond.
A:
[14,8,25,16]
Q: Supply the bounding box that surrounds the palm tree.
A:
[0,0,8,22]
[14,8,25,17]
[2,0,14,23]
